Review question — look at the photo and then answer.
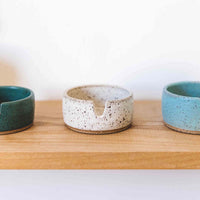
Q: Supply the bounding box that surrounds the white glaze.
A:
[63,85,133,133]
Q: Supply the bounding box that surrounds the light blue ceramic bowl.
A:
[162,81,200,134]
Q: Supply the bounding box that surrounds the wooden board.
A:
[1,100,200,169]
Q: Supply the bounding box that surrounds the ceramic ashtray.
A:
[0,86,35,134]
[63,85,133,134]
[162,81,200,134]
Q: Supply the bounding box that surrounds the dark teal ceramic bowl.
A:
[0,86,35,134]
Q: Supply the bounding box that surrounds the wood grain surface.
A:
[1,100,200,169]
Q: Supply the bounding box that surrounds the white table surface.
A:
[0,170,199,200]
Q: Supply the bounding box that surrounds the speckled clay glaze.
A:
[162,81,200,134]
[63,85,133,134]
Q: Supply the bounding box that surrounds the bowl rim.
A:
[63,84,133,104]
[0,86,34,106]
[163,81,200,100]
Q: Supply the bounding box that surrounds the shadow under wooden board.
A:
[0,100,200,169]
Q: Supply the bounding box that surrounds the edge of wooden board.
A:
[1,152,200,169]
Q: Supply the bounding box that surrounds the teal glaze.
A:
[0,86,35,133]
[162,82,200,133]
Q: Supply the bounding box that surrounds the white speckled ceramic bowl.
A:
[63,85,133,134]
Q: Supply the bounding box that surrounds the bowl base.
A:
[65,124,132,135]
[164,122,200,135]
[0,123,33,135]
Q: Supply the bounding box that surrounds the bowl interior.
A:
[167,82,200,98]
[0,87,31,104]
[67,85,130,115]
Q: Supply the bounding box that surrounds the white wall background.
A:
[0,0,200,100]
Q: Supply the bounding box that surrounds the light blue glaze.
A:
[162,82,200,133]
